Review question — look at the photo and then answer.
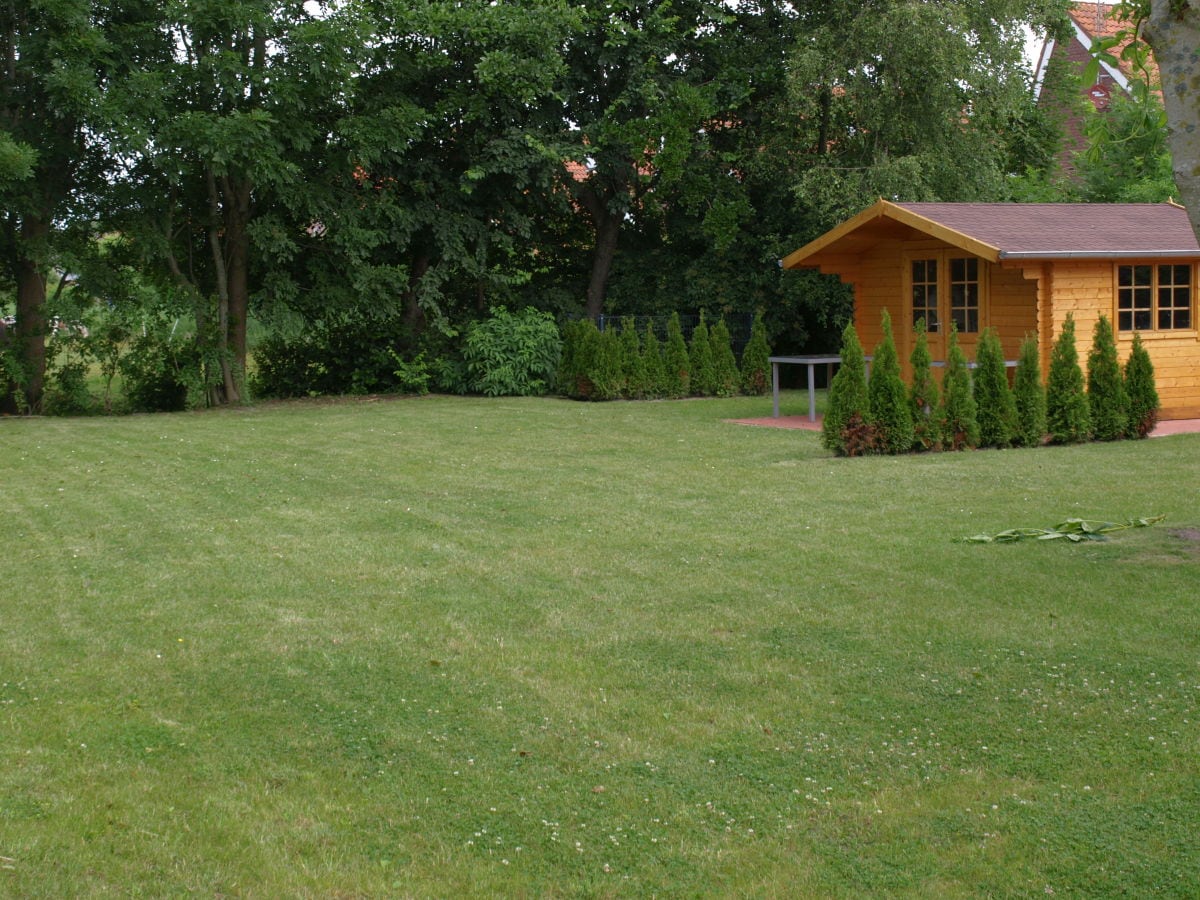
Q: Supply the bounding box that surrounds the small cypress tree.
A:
[1124,331,1159,438]
[1046,313,1091,443]
[867,310,913,454]
[973,327,1017,448]
[909,317,940,451]
[689,313,716,396]
[588,323,624,400]
[556,319,583,397]
[822,322,870,455]
[939,325,979,450]
[1012,333,1047,447]
[709,317,740,397]
[740,312,771,395]
[641,319,667,399]
[664,312,690,398]
[619,317,647,399]
[1087,315,1129,441]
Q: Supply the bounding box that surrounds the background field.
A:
[2,393,1198,897]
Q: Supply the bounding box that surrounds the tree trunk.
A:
[1143,1,1200,241]
[224,176,252,401]
[12,215,49,413]
[585,206,621,319]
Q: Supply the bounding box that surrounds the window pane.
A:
[949,258,980,333]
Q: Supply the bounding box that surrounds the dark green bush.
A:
[973,327,1017,448]
[619,318,647,399]
[688,313,716,396]
[663,313,690,398]
[120,331,198,412]
[908,318,940,451]
[1046,313,1091,443]
[1123,332,1159,438]
[1013,333,1047,447]
[822,322,870,455]
[740,313,771,396]
[463,306,561,397]
[867,310,913,454]
[939,325,979,450]
[641,320,667,399]
[1086,315,1129,441]
[588,324,624,400]
[709,317,740,398]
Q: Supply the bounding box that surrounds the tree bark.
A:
[1143,1,1200,241]
[585,209,621,319]
[12,214,49,412]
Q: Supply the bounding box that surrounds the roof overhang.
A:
[782,199,1002,270]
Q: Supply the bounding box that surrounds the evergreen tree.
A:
[642,320,667,399]
[689,313,716,396]
[664,312,690,398]
[973,327,1017,448]
[867,310,913,454]
[1086,315,1129,440]
[740,312,771,396]
[1013,333,1047,447]
[1124,331,1159,438]
[1046,313,1091,443]
[588,323,625,400]
[619,317,647,399]
[822,322,870,455]
[709,317,740,397]
[939,325,980,450]
[909,317,940,450]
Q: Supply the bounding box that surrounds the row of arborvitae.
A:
[557,312,772,400]
[823,311,1159,456]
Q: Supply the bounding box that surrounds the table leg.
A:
[772,361,781,417]
[807,363,817,423]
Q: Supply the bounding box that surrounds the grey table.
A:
[769,355,842,421]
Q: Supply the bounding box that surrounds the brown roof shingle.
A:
[895,202,1200,259]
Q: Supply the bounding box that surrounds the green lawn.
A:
[3,393,1198,897]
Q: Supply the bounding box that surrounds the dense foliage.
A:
[939,326,980,451]
[1124,332,1160,439]
[867,311,913,454]
[1086,315,1129,441]
[1046,313,1092,444]
[1,0,1073,414]
[973,327,1017,448]
[908,318,940,451]
[821,322,870,455]
[1013,333,1048,447]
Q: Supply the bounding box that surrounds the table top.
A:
[768,355,842,364]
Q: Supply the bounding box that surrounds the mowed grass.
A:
[2,392,1198,897]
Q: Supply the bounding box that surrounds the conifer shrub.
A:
[641,320,667,399]
[939,325,979,450]
[1123,331,1159,438]
[908,317,940,451]
[822,322,871,455]
[1046,313,1091,443]
[740,312,771,395]
[557,318,600,398]
[867,310,913,454]
[688,313,717,396]
[1013,333,1047,447]
[1086,315,1129,441]
[664,312,690,398]
[709,317,740,397]
[619,317,647,399]
[973,327,1017,448]
[588,324,625,400]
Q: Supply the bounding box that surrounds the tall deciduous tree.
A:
[1,0,166,411]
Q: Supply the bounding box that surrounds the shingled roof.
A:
[783,200,1200,269]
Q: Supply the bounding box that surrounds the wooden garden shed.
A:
[783,200,1200,420]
